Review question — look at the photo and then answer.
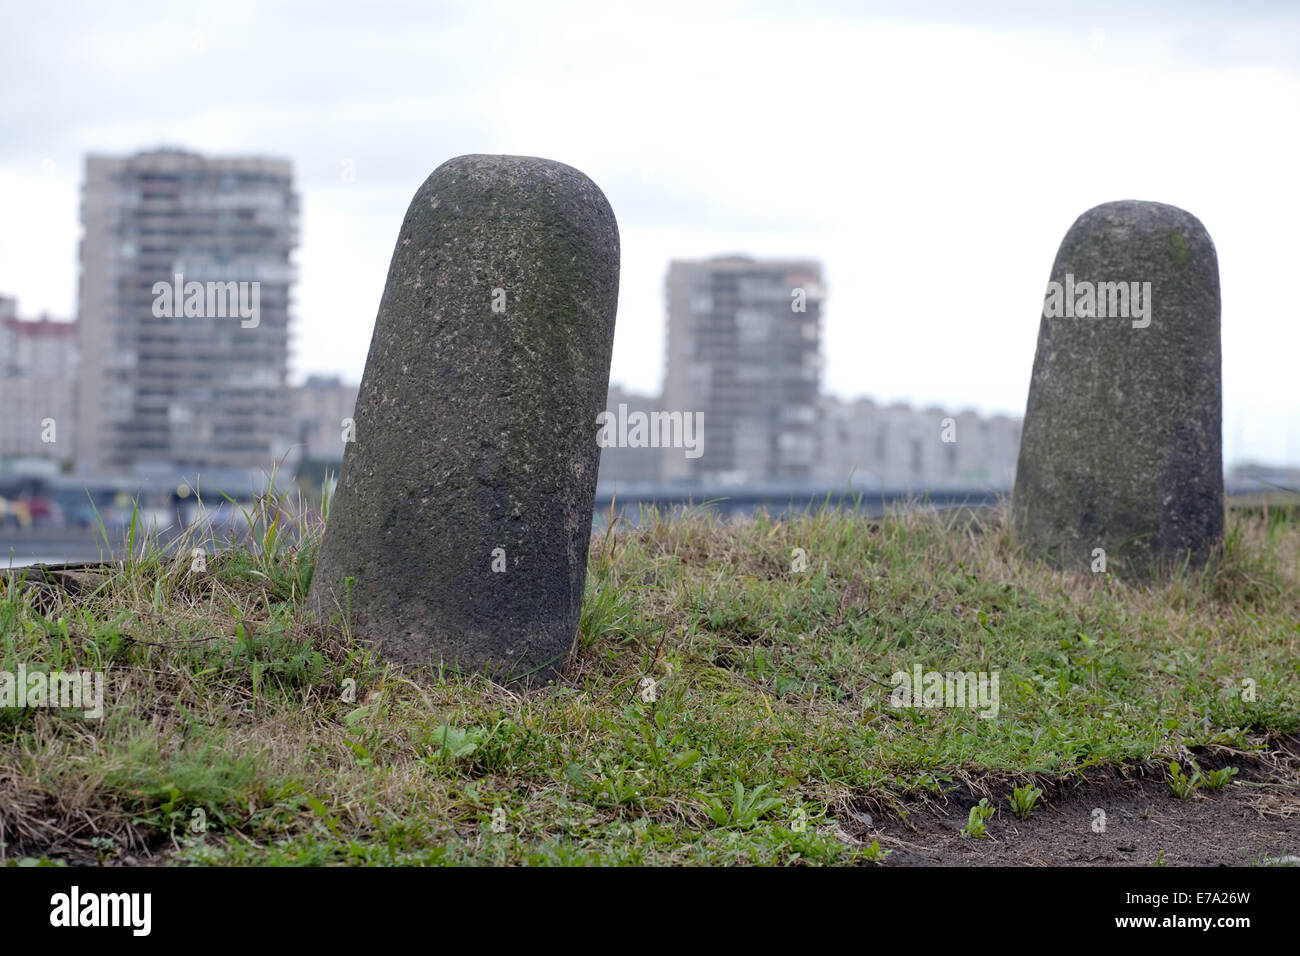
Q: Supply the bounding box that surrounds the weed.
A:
[1008,784,1044,820]
[961,798,996,838]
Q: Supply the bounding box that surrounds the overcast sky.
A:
[2,0,1297,466]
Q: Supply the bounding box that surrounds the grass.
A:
[1,496,1297,866]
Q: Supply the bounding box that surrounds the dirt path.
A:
[849,737,1300,866]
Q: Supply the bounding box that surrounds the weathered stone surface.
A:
[309,154,619,684]
[1012,200,1223,577]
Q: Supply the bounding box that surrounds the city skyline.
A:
[0,231,1286,478]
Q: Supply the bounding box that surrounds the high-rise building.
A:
[662,256,823,484]
[76,149,298,480]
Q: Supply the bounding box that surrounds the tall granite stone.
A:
[310,154,619,684]
[1012,200,1223,577]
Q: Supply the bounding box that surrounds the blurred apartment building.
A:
[291,374,359,462]
[595,384,1021,492]
[661,256,822,484]
[594,382,663,487]
[817,396,1020,491]
[0,295,78,467]
[595,255,1021,492]
[76,148,298,483]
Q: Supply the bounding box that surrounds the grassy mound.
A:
[2,499,1297,865]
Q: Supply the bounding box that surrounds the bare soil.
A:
[847,736,1300,866]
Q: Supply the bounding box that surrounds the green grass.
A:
[1,498,1297,866]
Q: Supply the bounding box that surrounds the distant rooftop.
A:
[3,316,75,336]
